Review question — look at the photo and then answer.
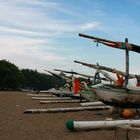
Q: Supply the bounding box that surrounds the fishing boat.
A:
[75,33,140,108]
[44,70,84,100]
[54,68,101,101]
[92,83,140,108]
[44,89,84,99]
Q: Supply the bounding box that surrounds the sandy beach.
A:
[0,91,114,140]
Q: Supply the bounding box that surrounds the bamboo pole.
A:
[24,106,110,114]
[80,101,104,107]
[44,70,71,81]
[54,68,94,78]
[32,97,72,100]
[40,100,85,104]
[40,90,55,93]
[74,60,137,79]
[27,94,55,97]
[66,120,140,131]
[79,33,117,44]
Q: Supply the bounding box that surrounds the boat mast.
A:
[125,38,129,87]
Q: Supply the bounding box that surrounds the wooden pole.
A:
[27,93,55,97]
[54,68,94,78]
[74,60,136,79]
[24,106,110,114]
[32,97,72,100]
[80,101,104,107]
[40,100,85,104]
[125,38,129,87]
[79,33,117,44]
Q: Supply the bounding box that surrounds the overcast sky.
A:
[0,0,140,76]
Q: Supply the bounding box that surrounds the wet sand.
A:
[0,91,114,140]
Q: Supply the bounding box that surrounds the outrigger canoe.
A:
[77,33,140,108]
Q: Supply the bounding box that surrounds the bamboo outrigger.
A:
[45,70,72,82]
[54,68,108,81]
[54,68,94,78]
[54,68,108,102]
[24,105,110,114]
[74,60,139,79]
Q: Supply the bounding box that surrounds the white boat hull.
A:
[93,84,140,108]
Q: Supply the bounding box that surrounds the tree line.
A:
[0,60,65,91]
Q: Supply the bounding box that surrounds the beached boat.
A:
[44,70,85,99]
[76,33,140,108]
[54,69,108,102]
[92,83,140,108]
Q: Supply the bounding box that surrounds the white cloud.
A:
[81,22,100,30]
[0,26,45,37]
[0,0,102,72]
[0,0,100,34]
[0,36,65,66]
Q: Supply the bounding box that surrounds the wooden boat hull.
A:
[93,84,140,108]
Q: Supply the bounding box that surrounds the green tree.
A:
[0,60,20,90]
[0,59,66,90]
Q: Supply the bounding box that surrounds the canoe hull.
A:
[93,84,140,108]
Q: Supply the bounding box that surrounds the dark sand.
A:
[0,91,114,140]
